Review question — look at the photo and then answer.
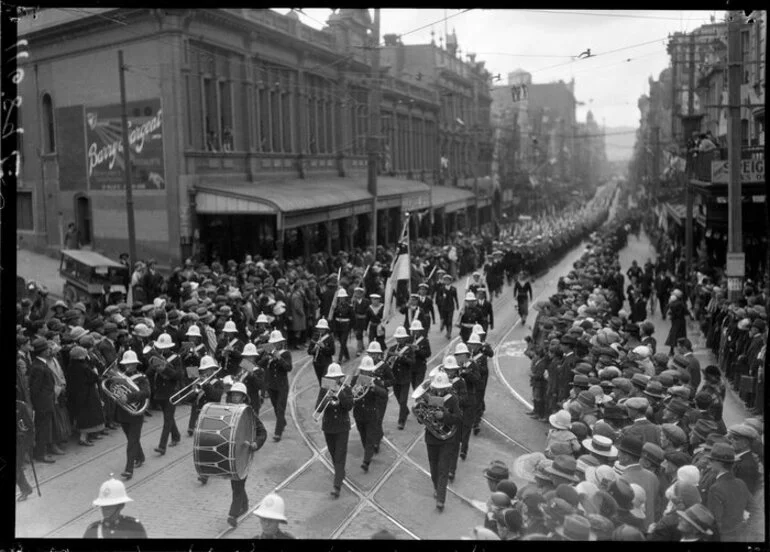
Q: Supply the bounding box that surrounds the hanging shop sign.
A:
[710,158,764,184]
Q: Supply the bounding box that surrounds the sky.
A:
[272,9,719,131]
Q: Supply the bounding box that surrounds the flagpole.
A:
[406,212,411,294]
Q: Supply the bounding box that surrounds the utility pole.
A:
[726,11,744,300]
[367,9,382,250]
[684,33,695,298]
[118,50,138,266]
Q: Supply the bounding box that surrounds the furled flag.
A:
[383,216,410,323]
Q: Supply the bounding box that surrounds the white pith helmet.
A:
[93,476,134,506]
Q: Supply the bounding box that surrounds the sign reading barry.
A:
[86,98,165,191]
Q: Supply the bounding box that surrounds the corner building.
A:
[17,9,462,266]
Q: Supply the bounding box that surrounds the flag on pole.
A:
[383,215,410,323]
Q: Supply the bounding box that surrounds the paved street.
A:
[15,197,753,541]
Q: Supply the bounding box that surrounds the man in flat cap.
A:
[621,396,661,447]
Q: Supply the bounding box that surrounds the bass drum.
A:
[193,403,255,480]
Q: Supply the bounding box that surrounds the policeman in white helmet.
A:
[409,319,432,393]
[365,340,391,454]
[253,493,295,539]
[224,381,267,528]
[417,370,461,513]
[83,475,147,538]
[116,350,150,480]
[309,318,335,386]
[147,333,182,455]
[387,326,415,430]
[266,330,291,442]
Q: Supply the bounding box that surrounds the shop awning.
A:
[431,185,476,213]
[194,176,431,229]
[664,202,705,228]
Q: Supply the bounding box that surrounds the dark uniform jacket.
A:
[421,392,462,446]
[401,304,422,329]
[351,297,370,331]
[417,294,435,327]
[145,352,183,401]
[372,361,394,405]
[386,342,414,384]
[365,303,385,335]
[216,336,245,377]
[308,332,335,365]
[411,335,431,370]
[28,358,56,415]
[114,373,151,424]
[264,349,292,390]
[434,285,459,313]
[352,374,385,421]
[254,529,296,539]
[83,515,148,539]
[476,299,494,332]
[332,302,353,332]
[317,385,354,434]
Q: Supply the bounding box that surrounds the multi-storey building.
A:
[380,29,494,234]
[17,9,479,266]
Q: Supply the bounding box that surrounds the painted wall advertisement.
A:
[86,98,165,190]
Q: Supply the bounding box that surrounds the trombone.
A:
[313,375,352,422]
[170,367,224,406]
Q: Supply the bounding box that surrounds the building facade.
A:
[18,9,486,267]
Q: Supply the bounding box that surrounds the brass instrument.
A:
[351,373,374,401]
[101,365,149,415]
[221,337,239,373]
[311,333,330,362]
[386,344,411,371]
[170,367,224,406]
[313,375,352,422]
[411,390,456,441]
[234,358,259,383]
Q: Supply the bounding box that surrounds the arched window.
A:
[42,93,56,153]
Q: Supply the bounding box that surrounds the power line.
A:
[518,9,716,22]
[398,9,474,39]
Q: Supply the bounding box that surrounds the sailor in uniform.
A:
[83,476,147,538]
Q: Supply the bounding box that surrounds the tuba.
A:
[411,388,456,441]
[351,372,374,401]
[101,365,149,415]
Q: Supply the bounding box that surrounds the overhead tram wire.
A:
[517,9,716,22]
[397,8,474,39]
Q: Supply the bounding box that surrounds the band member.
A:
[435,274,459,340]
[181,325,207,375]
[453,343,480,463]
[468,272,485,294]
[238,343,265,413]
[308,319,335,386]
[409,320,432,392]
[514,272,533,326]
[459,293,481,343]
[332,289,353,363]
[469,326,493,434]
[84,476,147,538]
[414,371,462,512]
[416,283,435,330]
[115,351,150,480]
[251,314,272,348]
[316,363,354,497]
[265,330,292,442]
[224,382,267,528]
[387,327,415,430]
[475,288,494,333]
[353,356,384,472]
[146,333,183,455]
[351,287,370,357]
[366,294,386,351]
[401,293,422,329]
[440,355,468,483]
[189,355,224,441]
[367,341,392,452]
[217,321,244,377]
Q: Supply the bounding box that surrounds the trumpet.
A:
[311,333,330,362]
[101,365,149,415]
[170,366,224,406]
[313,375,352,422]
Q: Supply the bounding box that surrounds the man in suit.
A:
[615,434,660,529]
[621,396,662,447]
[726,424,761,495]
[434,274,459,340]
[27,338,58,463]
[475,288,494,334]
[705,443,751,541]
[676,338,701,392]
[97,323,120,366]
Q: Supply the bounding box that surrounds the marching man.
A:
[409,320,432,392]
[434,273,459,340]
[351,287,370,357]
[458,293,481,343]
[352,356,386,472]
[264,330,292,442]
[308,319,335,386]
[115,350,150,481]
[414,370,462,512]
[146,333,182,455]
[367,341,393,453]
[469,325,494,435]
[316,363,353,498]
[387,326,415,430]
[366,294,386,351]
